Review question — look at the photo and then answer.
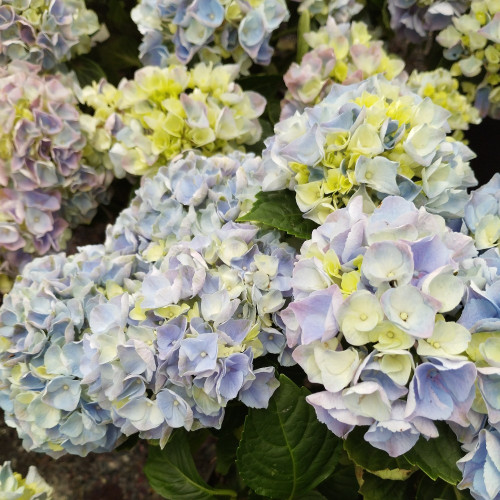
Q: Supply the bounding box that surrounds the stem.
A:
[296,10,311,63]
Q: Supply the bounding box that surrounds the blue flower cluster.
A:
[0,151,294,456]
[280,194,500,460]
[0,0,105,69]
[464,173,500,250]
[131,0,290,67]
[388,0,468,43]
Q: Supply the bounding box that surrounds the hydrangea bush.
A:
[267,75,477,224]
[0,461,52,499]
[0,60,112,282]
[0,1,499,499]
[0,0,105,69]
[131,0,290,68]
[80,63,266,178]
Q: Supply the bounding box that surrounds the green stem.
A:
[214,488,238,498]
[297,9,311,63]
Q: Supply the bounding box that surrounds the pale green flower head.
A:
[0,461,52,499]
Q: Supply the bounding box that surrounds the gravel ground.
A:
[0,416,164,500]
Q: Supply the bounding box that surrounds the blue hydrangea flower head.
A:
[131,0,290,68]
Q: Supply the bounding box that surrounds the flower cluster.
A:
[437,0,500,118]
[0,461,52,499]
[0,0,105,69]
[0,61,112,278]
[280,195,498,458]
[457,428,500,500]
[266,75,477,224]
[130,0,289,68]
[388,0,467,42]
[406,68,482,140]
[80,63,266,178]
[294,0,364,24]
[0,151,294,456]
[464,173,500,250]
[281,19,406,120]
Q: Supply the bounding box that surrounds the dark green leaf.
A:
[344,428,416,481]
[359,473,412,500]
[296,492,328,499]
[115,433,139,452]
[238,75,285,100]
[416,475,473,500]
[238,190,318,240]
[71,57,107,87]
[317,463,360,500]
[144,431,237,499]
[215,431,239,475]
[403,425,464,485]
[237,375,343,499]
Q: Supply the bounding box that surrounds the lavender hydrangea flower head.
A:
[280,195,487,457]
[131,0,289,68]
[0,0,106,69]
[80,63,266,178]
[0,61,112,280]
[267,74,477,224]
[388,0,468,43]
[0,461,53,499]
[281,19,406,120]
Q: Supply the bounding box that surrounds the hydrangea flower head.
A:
[464,173,500,250]
[280,195,487,457]
[267,74,477,224]
[457,428,500,499]
[0,151,294,455]
[0,0,105,69]
[0,461,52,499]
[293,0,364,24]
[131,0,289,68]
[281,19,406,120]
[437,0,500,118]
[388,0,468,42]
[81,64,266,178]
[0,60,112,279]
[407,68,482,140]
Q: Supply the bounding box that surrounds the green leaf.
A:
[416,475,473,500]
[317,463,360,500]
[238,190,318,240]
[70,57,107,87]
[403,425,464,485]
[238,75,285,100]
[237,375,343,499]
[144,430,237,499]
[344,428,416,481]
[296,492,328,499]
[359,473,412,500]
